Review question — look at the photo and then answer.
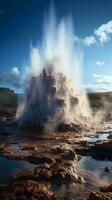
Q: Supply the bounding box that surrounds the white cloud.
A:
[93,73,101,78]
[95,20,112,45]
[86,83,111,92]
[82,20,112,47]
[83,36,96,46]
[85,74,112,92]
[93,74,112,84]
[11,67,20,76]
[0,67,22,88]
[95,61,104,66]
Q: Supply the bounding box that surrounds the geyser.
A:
[17,7,91,131]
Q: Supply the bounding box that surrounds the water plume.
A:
[17,6,91,131]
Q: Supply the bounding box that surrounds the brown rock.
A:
[89,184,112,200]
[88,191,112,200]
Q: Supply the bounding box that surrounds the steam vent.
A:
[18,67,81,132]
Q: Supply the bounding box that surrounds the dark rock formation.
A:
[88,184,112,200]
[0,87,18,122]
[0,180,59,200]
[75,140,112,161]
[104,167,112,173]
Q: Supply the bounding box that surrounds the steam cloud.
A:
[17,6,91,130]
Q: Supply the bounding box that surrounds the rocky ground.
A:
[0,88,112,199]
[0,123,111,200]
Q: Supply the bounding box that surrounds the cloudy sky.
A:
[0,0,112,92]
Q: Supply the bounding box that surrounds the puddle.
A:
[10,143,21,150]
[0,156,34,185]
[85,133,110,142]
[52,156,112,199]
[76,156,112,185]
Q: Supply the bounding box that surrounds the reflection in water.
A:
[52,156,112,199]
[76,156,112,185]
[85,133,109,142]
[52,182,94,199]
[0,156,34,184]
[10,143,21,150]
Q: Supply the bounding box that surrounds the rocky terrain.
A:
[88,92,112,120]
[0,88,112,200]
[1,87,112,123]
[0,88,18,122]
[0,124,111,200]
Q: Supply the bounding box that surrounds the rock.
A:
[88,191,112,200]
[0,178,75,200]
[57,122,83,132]
[51,171,78,185]
[79,140,88,146]
[14,158,80,186]
[108,134,112,139]
[0,180,72,200]
[61,150,78,161]
[104,167,112,173]
[57,123,72,132]
[72,123,83,132]
[100,184,112,192]
[51,146,64,153]
[51,146,78,161]
[76,140,112,161]
[34,147,38,151]
[27,155,55,165]
[89,184,112,200]
[90,140,112,160]
[77,176,85,184]
[0,180,53,200]
[0,147,5,153]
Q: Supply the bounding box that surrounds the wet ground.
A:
[84,133,109,142]
[77,156,112,186]
[0,156,34,185]
[0,122,112,200]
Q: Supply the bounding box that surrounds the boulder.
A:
[104,167,112,173]
[61,150,78,161]
[89,184,112,200]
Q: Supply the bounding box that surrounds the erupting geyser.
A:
[17,7,91,131]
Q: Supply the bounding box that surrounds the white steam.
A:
[17,6,91,128]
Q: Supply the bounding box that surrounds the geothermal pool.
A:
[85,133,110,142]
[0,122,111,200]
[52,156,112,199]
[0,154,111,197]
[0,156,34,185]
[76,156,112,185]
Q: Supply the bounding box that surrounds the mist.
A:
[17,6,92,130]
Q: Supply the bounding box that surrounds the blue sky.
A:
[0,0,112,92]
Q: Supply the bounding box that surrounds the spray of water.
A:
[17,6,91,130]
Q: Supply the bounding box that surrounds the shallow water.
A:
[0,156,34,185]
[0,124,111,199]
[52,156,112,199]
[76,156,112,185]
[85,133,110,142]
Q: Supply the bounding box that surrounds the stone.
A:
[108,134,112,139]
[27,155,55,165]
[89,184,112,200]
[104,167,112,173]
[100,184,112,192]
[77,176,85,184]
[57,123,72,132]
[0,180,53,200]
[51,146,64,153]
[61,150,78,161]
[88,192,112,200]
